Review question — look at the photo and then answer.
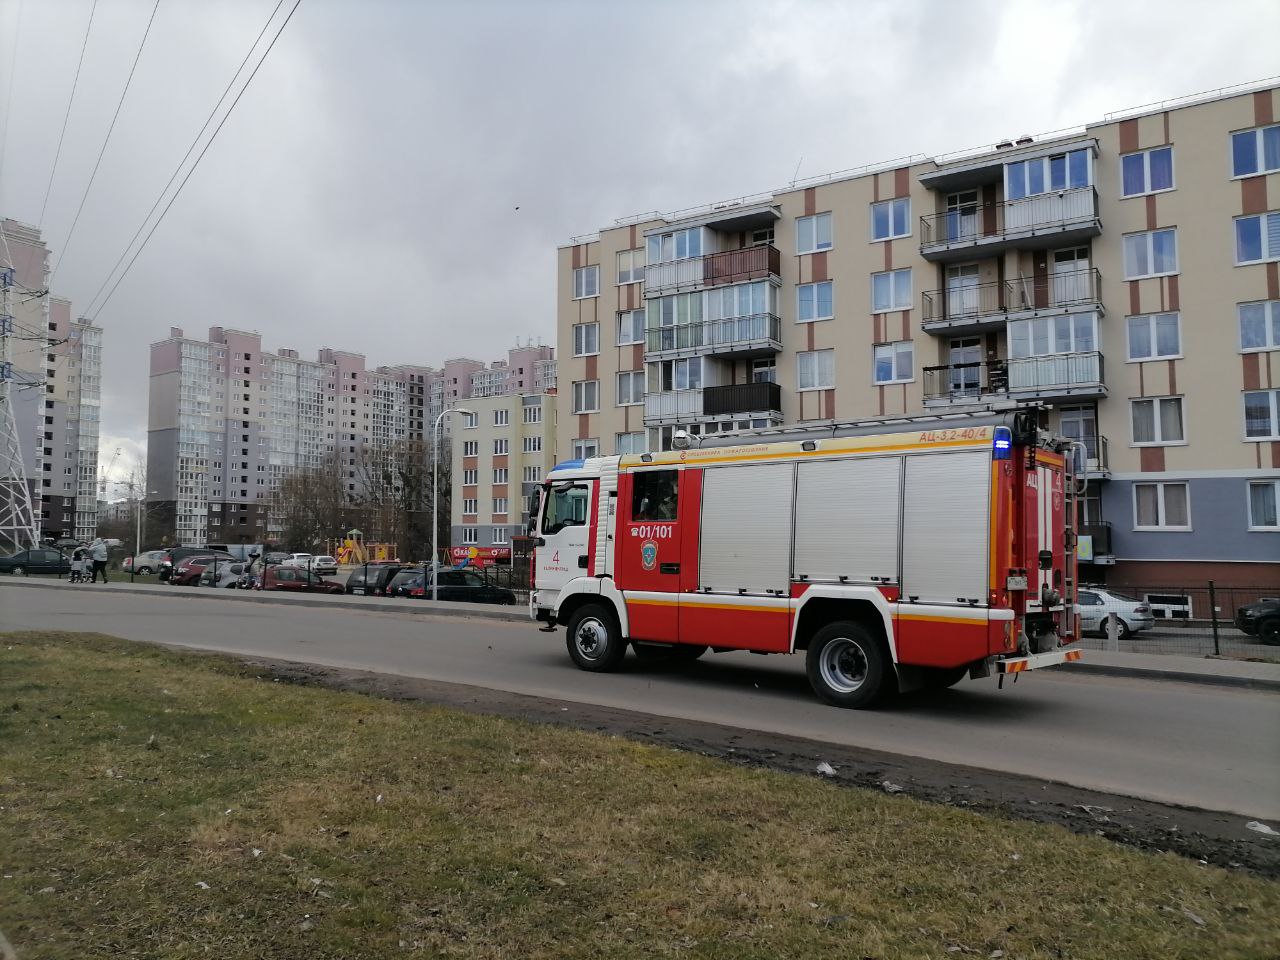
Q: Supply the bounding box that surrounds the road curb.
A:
[0,577,529,624]
[1050,660,1280,693]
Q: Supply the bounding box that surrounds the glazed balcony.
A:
[922,351,1106,406]
[643,381,783,425]
[919,187,1101,262]
[645,313,782,361]
[643,244,781,297]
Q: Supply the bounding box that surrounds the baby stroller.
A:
[69,547,88,584]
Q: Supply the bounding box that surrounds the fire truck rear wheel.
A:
[566,604,627,672]
[805,621,889,709]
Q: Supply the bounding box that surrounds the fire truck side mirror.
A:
[1038,549,1053,570]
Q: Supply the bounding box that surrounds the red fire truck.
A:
[530,410,1083,708]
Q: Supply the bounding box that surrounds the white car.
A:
[280,553,314,569]
[199,562,246,588]
[311,555,338,576]
[1076,587,1155,640]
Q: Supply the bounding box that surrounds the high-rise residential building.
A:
[555,81,1280,593]
[449,389,557,564]
[0,218,101,545]
[147,327,553,547]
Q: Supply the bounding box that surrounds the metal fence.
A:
[1074,583,1279,661]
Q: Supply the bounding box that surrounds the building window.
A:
[462,412,478,428]
[616,431,646,455]
[871,268,912,313]
[494,409,509,427]
[572,322,599,357]
[1130,396,1185,445]
[523,465,542,483]
[572,265,599,299]
[752,358,776,383]
[797,281,834,322]
[798,349,835,391]
[870,198,910,241]
[493,438,509,455]
[1231,124,1280,177]
[522,435,542,453]
[1120,146,1174,197]
[462,440,478,457]
[1009,312,1096,358]
[616,370,645,406]
[617,248,645,285]
[795,212,832,254]
[462,498,478,515]
[873,341,914,384]
[1123,228,1178,279]
[1005,149,1090,200]
[1126,312,1181,361]
[1234,212,1280,265]
[462,469,478,486]
[646,227,703,264]
[572,439,599,459]
[1133,482,1190,531]
[1240,300,1280,351]
[492,527,509,545]
[1248,480,1280,530]
[523,402,543,424]
[617,309,645,345]
[493,497,509,514]
[572,380,600,414]
[493,467,509,484]
[1245,389,1280,440]
[651,357,701,391]
[462,526,478,545]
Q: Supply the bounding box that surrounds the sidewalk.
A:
[3,577,1277,691]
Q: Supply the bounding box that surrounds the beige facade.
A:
[449,391,556,558]
[555,83,1280,592]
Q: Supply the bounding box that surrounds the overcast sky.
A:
[1,0,1277,482]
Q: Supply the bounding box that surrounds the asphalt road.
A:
[3,584,1277,819]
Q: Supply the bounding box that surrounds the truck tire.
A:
[1260,618,1280,646]
[566,604,627,673]
[805,621,891,709]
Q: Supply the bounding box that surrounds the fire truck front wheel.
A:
[806,622,891,709]
[566,604,628,672]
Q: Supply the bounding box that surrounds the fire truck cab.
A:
[531,410,1082,708]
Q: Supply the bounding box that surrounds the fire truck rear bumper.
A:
[997,648,1083,674]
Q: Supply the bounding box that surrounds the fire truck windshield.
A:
[541,483,589,536]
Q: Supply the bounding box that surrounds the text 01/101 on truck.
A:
[528,410,1084,709]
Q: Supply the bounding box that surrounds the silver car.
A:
[1076,587,1155,640]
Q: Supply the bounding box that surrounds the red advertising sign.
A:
[449,546,512,567]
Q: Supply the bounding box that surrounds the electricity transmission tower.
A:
[0,263,39,553]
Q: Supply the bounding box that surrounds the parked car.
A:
[0,547,70,576]
[206,543,266,563]
[257,566,344,594]
[262,552,291,566]
[344,562,412,596]
[311,555,339,576]
[408,568,517,605]
[1076,587,1155,640]
[199,561,246,588]
[385,569,424,597]
[170,553,236,586]
[280,553,315,569]
[1235,598,1280,645]
[158,547,221,582]
[122,549,167,575]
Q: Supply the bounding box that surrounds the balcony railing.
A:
[919,187,1099,259]
[1006,267,1102,314]
[1071,433,1110,475]
[922,268,1103,330]
[1078,521,1113,558]
[921,279,1006,326]
[703,381,782,417]
[923,351,1105,402]
[645,389,705,421]
[643,244,781,296]
[645,313,782,356]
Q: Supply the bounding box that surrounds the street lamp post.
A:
[431,406,472,603]
[130,487,158,583]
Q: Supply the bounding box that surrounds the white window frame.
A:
[572,379,600,414]
[462,498,478,516]
[1234,212,1280,265]
[462,440,478,457]
[522,435,542,453]
[1132,481,1191,532]
[493,438,509,455]
[462,526,478,545]
[572,265,600,300]
[617,309,645,345]
[1125,312,1182,362]
[797,349,835,391]
[1004,149,1092,201]
[493,497,509,514]
[523,403,543,424]
[1009,312,1097,359]
[646,228,704,265]
[616,370,645,407]
[870,197,911,241]
[462,412,478,429]
[615,431,646,455]
[493,409,509,426]
[1248,479,1280,531]
[1239,299,1280,352]
[796,281,834,323]
[1244,389,1280,441]
[572,439,599,459]
[796,212,833,255]
[1130,396,1186,447]
[1119,146,1175,198]
[493,467,509,484]
[1230,123,1280,178]
[572,322,600,357]
[1123,228,1178,280]
[462,468,478,486]
[871,268,912,314]
[523,465,542,483]
[616,248,645,285]
[492,527,509,545]
[873,341,914,385]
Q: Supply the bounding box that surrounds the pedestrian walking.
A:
[90,540,109,583]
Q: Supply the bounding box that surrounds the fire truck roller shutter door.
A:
[794,456,902,584]
[901,451,990,606]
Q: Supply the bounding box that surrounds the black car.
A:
[345,563,412,596]
[157,546,221,582]
[409,568,518,605]
[1236,599,1280,645]
[0,547,71,576]
[386,569,424,597]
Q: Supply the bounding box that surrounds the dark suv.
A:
[345,563,413,597]
[1236,599,1280,645]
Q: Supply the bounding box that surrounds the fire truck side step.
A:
[998,648,1084,674]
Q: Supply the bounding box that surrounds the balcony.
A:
[921,279,1007,333]
[1077,521,1115,564]
[1073,434,1111,478]
[1005,267,1103,322]
[919,187,1101,262]
[923,351,1106,406]
[645,314,782,360]
[643,244,781,297]
[644,381,782,425]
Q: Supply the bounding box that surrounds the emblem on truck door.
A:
[641,540,659,571]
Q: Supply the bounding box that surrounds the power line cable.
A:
[38,0,100,227]
[51,0,162,285]
[89,0,302,322]
[82,0,287,317]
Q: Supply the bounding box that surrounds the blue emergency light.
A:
[992,426,1013,460]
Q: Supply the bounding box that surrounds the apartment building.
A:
[450,389,556,563]
[147,328,555,547]
[0,218,101,546]
[555,82,1280,592]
